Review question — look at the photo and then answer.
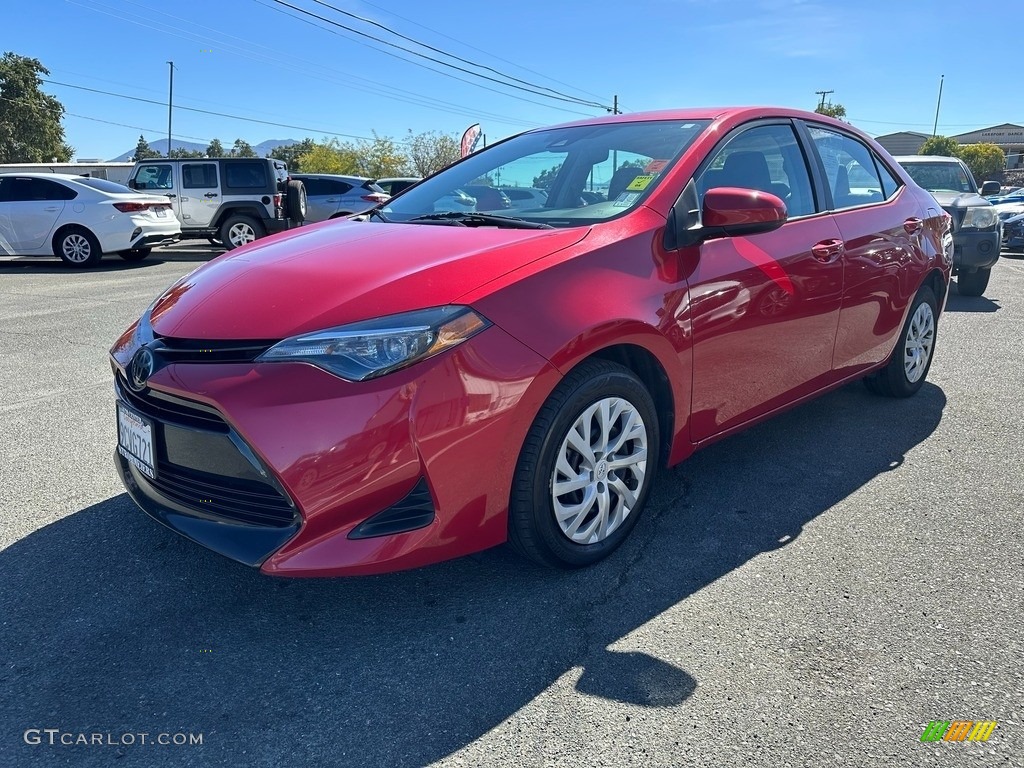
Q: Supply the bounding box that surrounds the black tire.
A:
[286,179,307,223]
[509,359,660,569]
[117,248,152,262]
[53,226,102,268]
[864,284,938,398]
[219,214,265,250]
[957,267,990,297]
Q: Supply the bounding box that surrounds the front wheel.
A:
[509,360,660,568]
[864,284,938,398]
[219,215,265,250]
[957,267,990,297]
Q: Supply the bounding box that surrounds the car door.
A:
[300,178,333,222]
[132,162,177,212]
[179,162,220,229]
[803,123,927,374]
[688,121,846,441]
[0,177,74,251]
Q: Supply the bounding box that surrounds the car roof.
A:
[375,177,419,183]
[538,105,848,131]
[0,172,90,180]
[292,173,372,182]
[893,155,960,162]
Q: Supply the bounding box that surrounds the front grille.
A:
[146,463,295,527]
[154,334,275,364]
[118,374,227,432]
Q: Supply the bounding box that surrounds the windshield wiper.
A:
[408,211,554,229]
[367,208,391,223]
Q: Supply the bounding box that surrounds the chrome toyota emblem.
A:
[128,347,156,392]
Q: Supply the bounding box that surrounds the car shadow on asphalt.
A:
[945,288,1001,313]
[0,382,946,767]
[0,247,222,274]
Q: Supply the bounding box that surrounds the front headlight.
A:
[257,306,490,381]
[961,206,998,230]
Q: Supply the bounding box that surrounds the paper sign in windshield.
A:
[626,175,656,191]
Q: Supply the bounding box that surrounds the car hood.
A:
[928,191,991,210]
[149,219,588,339]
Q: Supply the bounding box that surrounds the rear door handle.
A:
[811,238,845,262]
[43,206,60,212]
[904,217,924,234]
[204,193,218,198]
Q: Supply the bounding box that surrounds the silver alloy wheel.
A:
[228,222,257,247]
[62,233,92,263]
[551,396,649,545]
[904,301,935,383]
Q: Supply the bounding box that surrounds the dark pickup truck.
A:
[895,155,1002,297]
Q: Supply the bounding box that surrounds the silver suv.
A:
[127,157,307,249]
[290,174,389,222]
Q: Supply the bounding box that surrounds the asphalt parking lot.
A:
[1,242,1022,767]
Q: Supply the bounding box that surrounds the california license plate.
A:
[117,402,156,479]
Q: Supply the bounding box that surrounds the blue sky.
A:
[4,0,1017,160]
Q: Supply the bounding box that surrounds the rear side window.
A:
[224,162,269,189]
[182,163,218,189]
[875,157,901,199]
[808,126,888,209]
[698,123,817,217]
[0,177,77,202]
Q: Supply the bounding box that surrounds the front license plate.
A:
[117,402,156,479]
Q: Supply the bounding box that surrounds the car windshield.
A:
[74,177,135,194]
[381,119,710,227]
[901,161,974,194]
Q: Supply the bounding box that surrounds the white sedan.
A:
[0,173,180,267]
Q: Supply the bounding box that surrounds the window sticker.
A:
[644,159,668,174]
[626,175,656,191]
[613,192,641,207]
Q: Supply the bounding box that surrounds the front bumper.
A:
[111,325,559,576]
[952,229,1001,271]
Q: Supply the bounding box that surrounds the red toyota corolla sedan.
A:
[111,107,951,576]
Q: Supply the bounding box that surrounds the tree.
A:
[0,52,74,163]
[918,135,960,157]
[206,138,224,157]
[351,132,407,178]
[296,138,359,174]
[814,102,847,121]
[169,147,204,158]
[956,143,1005,181]
[133,134,160,161]
[269,138,316,170]
[532,164,562,190]
[404,130,460,177]
[230,138,256,158]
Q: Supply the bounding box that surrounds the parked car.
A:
[432,188,476,212]
[126,157,306,250]
[0,173,180,267]
[895,155,1001,296]
[1002,211,1024,252]
[986,187,1024,204]
[374,177,420,196]
[500,187,548,210]
[290,174,389,222]
[461,184,512,211]
[112,106,950,577]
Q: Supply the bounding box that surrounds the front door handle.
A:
[165,193,176,199]
[43,206,60,212]
[904,217,924,234]
[811,238,845,262]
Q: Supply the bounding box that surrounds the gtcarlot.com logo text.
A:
[24,729,203,747]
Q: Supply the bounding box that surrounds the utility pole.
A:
[166,61,175,157]
[815,89,834,110]
[613,94,620,115]
[932,75,944,136]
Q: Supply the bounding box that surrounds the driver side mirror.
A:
[980,180,1001,196]
[126,179,137,189]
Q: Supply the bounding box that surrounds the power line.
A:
[305,0,604,107]
[41,79,375,141]
[267,0,610,111]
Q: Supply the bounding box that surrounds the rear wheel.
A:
[864,285,937,398]
[117,247,151,262]
[509,360,660,568]
[286,179,307,222]
[54,227,102,268]
[219,215,265,250]
[957,267,990,297]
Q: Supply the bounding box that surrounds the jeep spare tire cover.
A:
[286,179,307,222]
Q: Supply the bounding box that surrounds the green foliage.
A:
[269,138,317,170]
[351,132,407,178]
[296,138,360,174]
[230,138,256,158]
[956,143,1005,181]
[918,135,960,157]
[169,147,204,158]
[404,130,460,177]
[532,164,562,190]
[205,138,224,157]
[0,52,73,162]
[133,135,160,161]
[814,102,847,120]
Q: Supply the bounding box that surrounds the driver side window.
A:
[697,124,816,218]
